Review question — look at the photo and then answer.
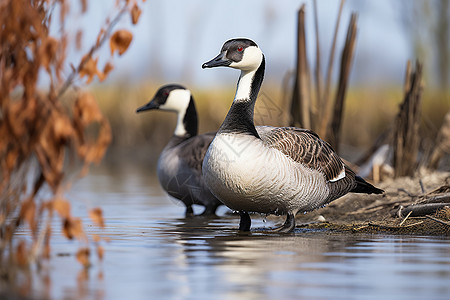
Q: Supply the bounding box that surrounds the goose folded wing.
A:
[262,127,346,182]
[177,132,216,172]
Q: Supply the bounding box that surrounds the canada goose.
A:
[201,38,383,232]
[136,84,222,216]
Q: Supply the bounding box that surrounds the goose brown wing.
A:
[177,132,216,172]
[261,127,345,182]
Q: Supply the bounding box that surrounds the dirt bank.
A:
[291,170,450,236]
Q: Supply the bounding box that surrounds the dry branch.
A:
[328,13,358,151]
[397,203,450,218]
[289,1,357,155]
[313,0,323,126]
[290,4,311,128]
[319,0,345,138]
[0,0,142,274]
[392,60,423,177]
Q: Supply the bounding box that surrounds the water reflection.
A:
[7,166,450,300]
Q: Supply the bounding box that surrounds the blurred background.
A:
[59,0,449,168]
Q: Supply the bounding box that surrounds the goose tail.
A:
[351,176,384,194]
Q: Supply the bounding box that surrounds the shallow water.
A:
[11,165,450,299]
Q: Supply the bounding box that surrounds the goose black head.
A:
[136,84,191,113]
[202,38,263,72]
[136,84,198,137]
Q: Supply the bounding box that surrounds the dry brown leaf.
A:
[103,62,114,78]
[20,198,36,234]
[40,37,58,71]
[78,55,102,83]
[53,197,71,219]
[63,217,87,241]
[35,110,67,191]
[80,0,87,13]
[6,149,19,171]
[63,218,74,240]
[109,30,133,55]
[89,207,105,228]
[131,3,142,24]
[43,225,52,260]
[84,119,112,164]
[53,113,74,142]
[76,247,91,267]
[92,234,101,243]
[97,245,104,261]
[73,92,112,165]
[15,240,28,267]
[74,92,104,125]
[71,218,86,241]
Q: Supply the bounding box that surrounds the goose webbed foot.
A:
[273,212,295,233]
[185,205,194,217]
[239,211,251,232]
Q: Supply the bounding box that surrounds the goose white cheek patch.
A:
[230,46,263,71]
[159,89,191,136]
[160,89,191,113]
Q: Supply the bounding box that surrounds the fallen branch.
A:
[416,193,450,205]
[397,203,450,218]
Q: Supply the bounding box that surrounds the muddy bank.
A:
[283,170,450,236]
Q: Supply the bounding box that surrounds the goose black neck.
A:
[182,96,198,137]
[249,55,265,102]
[219,56,265,138]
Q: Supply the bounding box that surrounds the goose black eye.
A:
[163,91,169,97]
[237,47,243,52]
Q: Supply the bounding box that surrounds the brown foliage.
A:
[110,30,133,56]
[76,248,91,268]
[131,3,142,24]
[89,207,105,228]
[0,0,143,274]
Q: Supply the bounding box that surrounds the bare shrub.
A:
[0,0,143,277]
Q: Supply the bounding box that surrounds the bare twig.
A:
[419,179,425,194]
[393,60,423,177]
[313,0,323,128]
[426,215,450,226]
[368,221,423,230]
[328,13,358,151]
[319,0,345,138]
[397,188,416,197]
[399,210,412,226]
[57,4,129,98]
[290,4,311,129]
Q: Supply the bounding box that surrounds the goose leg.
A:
[239,211,251,231]
[185,205,194,217]
[200,203,218,216]
[273,212,295,233]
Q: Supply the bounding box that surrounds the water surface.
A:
[13,165,450,299]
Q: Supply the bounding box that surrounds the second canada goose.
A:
[201,38,383,232]
[136,84,222,216]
